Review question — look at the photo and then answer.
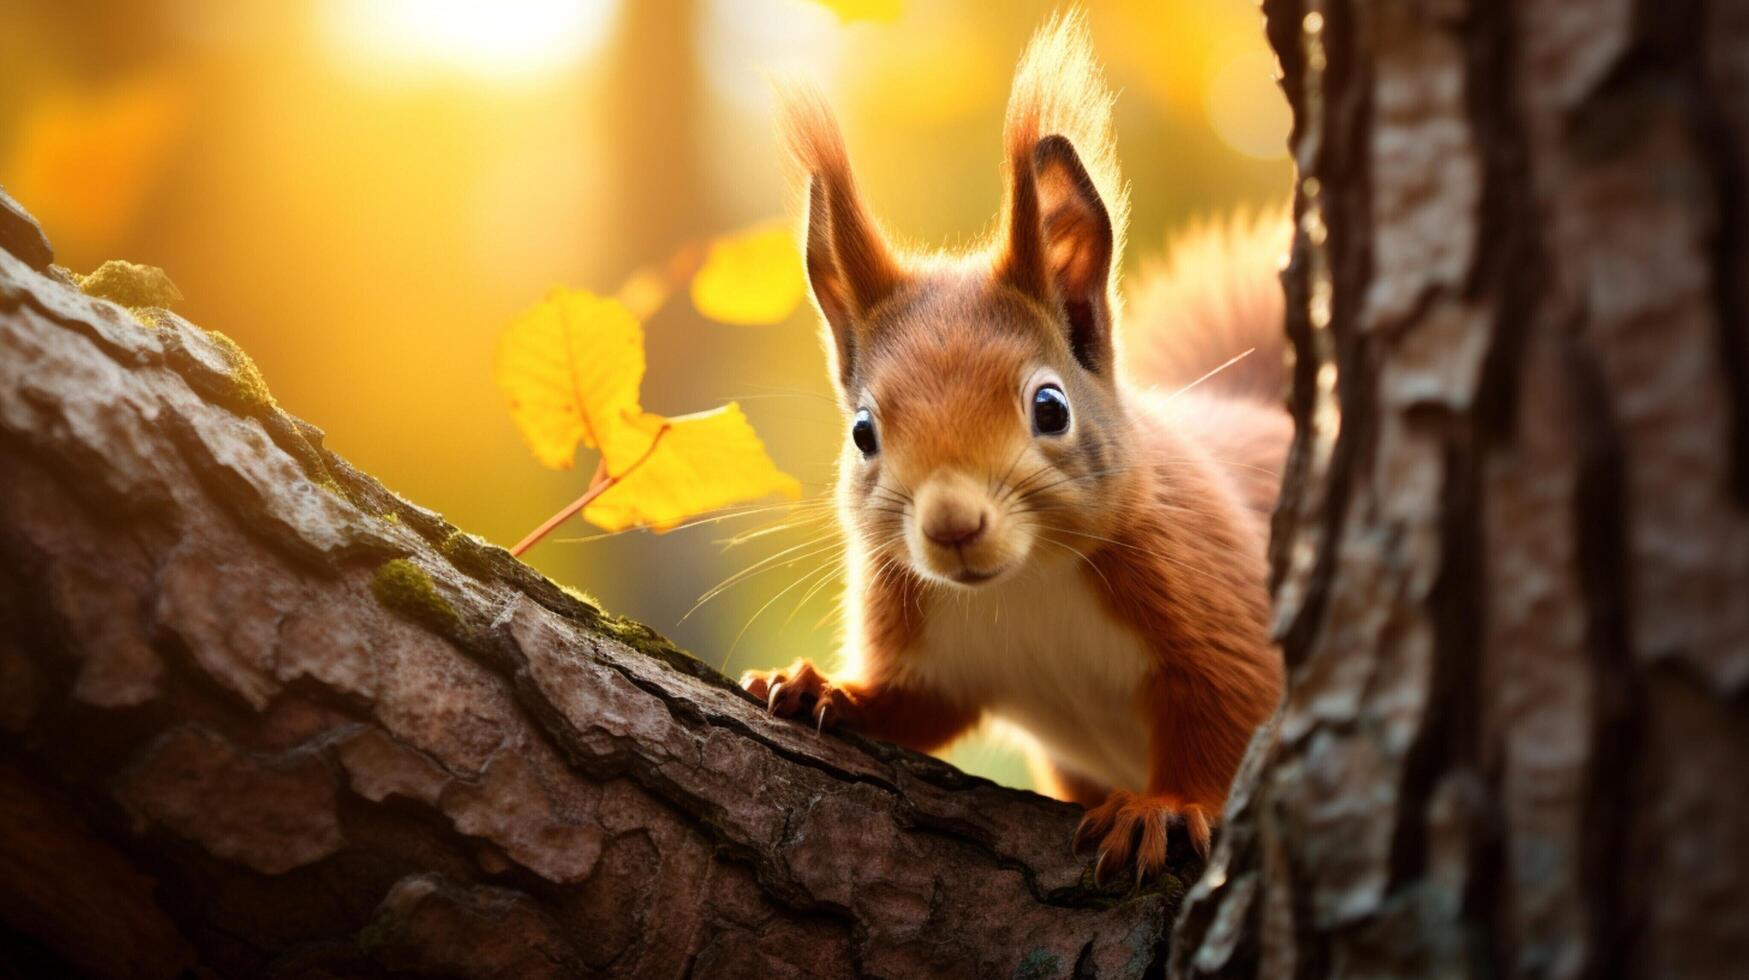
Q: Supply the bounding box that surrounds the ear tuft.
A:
[776,83,904,394]
[997,10,1126,375]
[999,8,1128,284]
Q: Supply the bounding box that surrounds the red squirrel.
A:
[740,11,1288,884]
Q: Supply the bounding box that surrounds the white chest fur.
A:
[897,557,1154,791]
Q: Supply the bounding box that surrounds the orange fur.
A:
[744,10,1288,883]
[1097,418,1283,833]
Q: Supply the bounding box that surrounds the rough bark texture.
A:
[1173,1,1749,978]
[0,191,1189,979]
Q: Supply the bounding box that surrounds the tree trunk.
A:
[0,194,1188,978]
[1173,1,1749,977]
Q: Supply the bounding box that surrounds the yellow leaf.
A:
[498,285,802,547]
[494,289,644,470]
[690,222,807,326]
[584,403,802,532]
[809,0,902,23]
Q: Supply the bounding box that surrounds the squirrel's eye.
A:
[851,409,879,456]
[1032,384,1071,436]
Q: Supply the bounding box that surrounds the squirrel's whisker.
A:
[780,557,846,631]
[727,548,847,659]
[684,534,843,621]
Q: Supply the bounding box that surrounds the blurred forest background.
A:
[0,0,1290,788]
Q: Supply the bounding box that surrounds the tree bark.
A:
[0,194,1188,978]
[1173,1,1749,978]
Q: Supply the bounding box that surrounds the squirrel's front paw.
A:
[739,659,855,732]
[1073,790,1212,887]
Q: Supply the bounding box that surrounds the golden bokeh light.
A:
[321,0,621,82]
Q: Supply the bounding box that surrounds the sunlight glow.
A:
[700,0,845,112]
[1205,49,1291,160]
[323,0,619,82]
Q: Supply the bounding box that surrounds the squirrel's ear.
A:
[781,85,903,396]
[802,172,902,395]
[995,11,1124,376]
[999,134,1115,375]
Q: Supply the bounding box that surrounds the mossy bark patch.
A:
[75,259,184,311]
[439,530,500,582]
[201,329,275,412]
[371,559,460,633]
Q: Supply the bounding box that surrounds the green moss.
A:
[371,559,459,632]
[599,614,659,646]
[380,510,401,524]
[439,530,499,581]
[307,473,345,498]
[1015,949,1060,980]
[591,611,731,688]
[558,581,600,609]
[75,258,183,310]
[203,329,276,411]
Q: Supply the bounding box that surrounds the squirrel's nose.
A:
[923,510,987,549]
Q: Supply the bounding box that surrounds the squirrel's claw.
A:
[1072,811,1107,855]
[741,660,846,729]
[1078,790,1203,888]
[1092,847,1115,887]
[1182,805,1213,859]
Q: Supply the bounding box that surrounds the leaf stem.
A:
[510,425,670,558]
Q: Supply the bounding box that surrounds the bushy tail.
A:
[1120,206,1292,404]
